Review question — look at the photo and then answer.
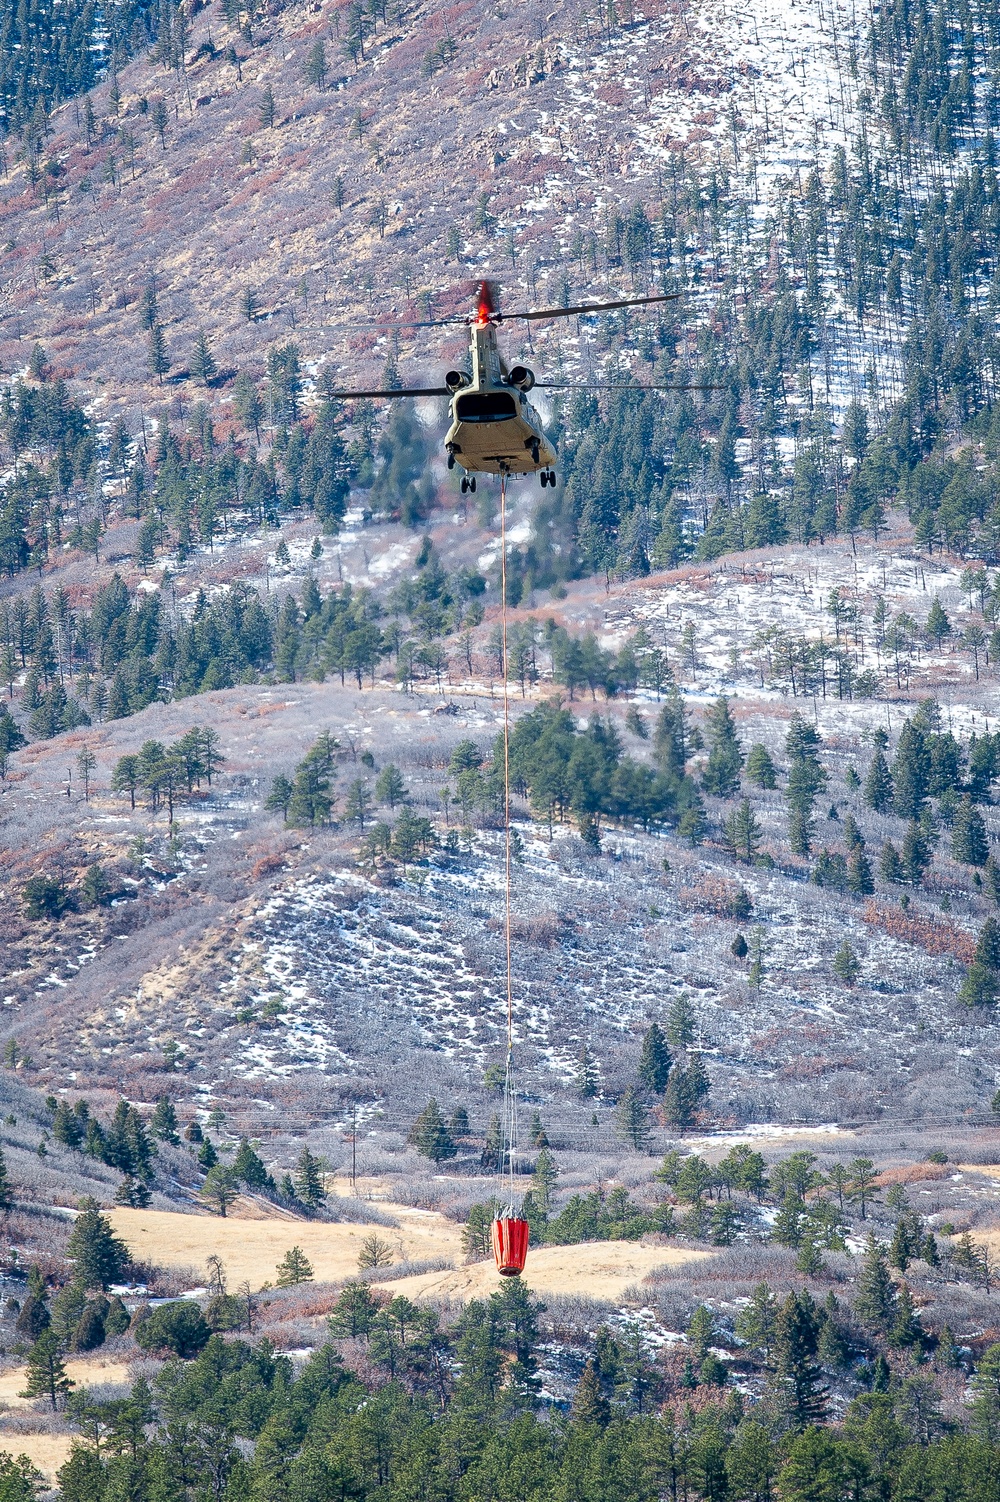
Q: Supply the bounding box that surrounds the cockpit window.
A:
[455,392,517,422]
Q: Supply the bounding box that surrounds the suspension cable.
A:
[498,468,517,1215]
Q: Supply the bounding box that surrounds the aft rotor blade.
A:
[327,387,452,399]
[335,318,469,331]
[500,292,682,322]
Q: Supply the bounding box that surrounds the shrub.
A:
[133,1301,210,1358]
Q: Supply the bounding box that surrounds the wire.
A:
[498,469,517,1217]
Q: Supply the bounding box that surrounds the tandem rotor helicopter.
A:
[328,280,714,494]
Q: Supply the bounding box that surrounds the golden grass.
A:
[0,1356,132,1410]
[374,1241,714,1304]
[0,1433,76,1480]
[109,1203,465,1290]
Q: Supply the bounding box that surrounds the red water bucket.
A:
[492,1216,529,1276]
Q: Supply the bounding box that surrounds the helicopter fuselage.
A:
[444,323,556,477]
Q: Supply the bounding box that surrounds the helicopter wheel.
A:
[469,477,477,493]
[548,470,556,485]
[460,476,468,494]
[540,470,548,488]
[447,452,456,470]
[530,442,540,465]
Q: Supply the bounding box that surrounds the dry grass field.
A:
[374,1241,715,1303]
[0,1434,76,1482]
[109,1202,465,1289]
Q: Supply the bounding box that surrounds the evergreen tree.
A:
[892,720,930,818]
[66,1199,130,1290]
[571,1359,611,1425]
[774,1291,828,1428]
[901,820,931,884]
[666,993,696,1047]
[971,1342,1000,1441]
[232,1137,269,1190]
[952,796,990,866]
[0,1146,12,1211]
[746,743,778,789]
[201,1165,239,1216]
[701,697,743,797]
[532,1146,557,1212]
[575,1045,598,1098]
[375,763,408,808]
[959,917,1000,1007]
[723,798,763,864]
[925,598,951,645]
[275,1246,314,1287]
[616,1086,651,1152]
[295,1146,326,1208]
[847,847,875,896]
[21,1330,73,1410]
[147,323,169,382]
[880,841,903,882]
[864,748,894,813]
[190,330,217,386]
[637,1023,671,1095]
[735,1282,778,1365]
[832,941,861,985]
[149,1095,179,1145]
[408,1100,457,1162]
[889,1283,922,1350]
[853,1233,898,1335]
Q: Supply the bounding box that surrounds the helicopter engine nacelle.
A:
[445,370,472,391]
[507,366,535,392]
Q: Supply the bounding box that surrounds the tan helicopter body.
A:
[329,281,706,491]
[442,320,556,489]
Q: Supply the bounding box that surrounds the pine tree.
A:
[952,796,990,867]
[190,330,217,386]
[971,1342,1000,1441]
[880,841,903,882]
[892,719,930,818]
[375,764,408,808]
[571,1358,610,1425]
[408,1100,456,1162]
[149,1096,179,1145]
[774,1291,828,1428]
[960,918,1000,1006]
[637,1023,671,1095]
[233,1138,269,1190]
[735,1282,778,1365]
[147,323,168,382]
[295,1146,326,1208]
[701,697,743,797]
[66,1199,129,1290]
[617,1086,651,1152]
[532,1146,558,1212]
[200,1165,239,1216]
[0,1146,12,1211]
[746,743,778,789]
[20,1329,73,1409]
[854,1234,898,1335]
[863,748,894,812]
[276,1246,314,1286]
[832,941,861,985]
[723,798,763,864]
[575,1044,598,1098]
[889,1283,922,1350]
[901,820,931,884]
[847,847,875,896]
[925,597,951,645]
[666,993,696,1047]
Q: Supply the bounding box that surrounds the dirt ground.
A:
[373,1241,714,1303]
[109,1202,466,1290]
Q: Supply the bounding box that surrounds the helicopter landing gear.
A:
[447,450,456,470]
[530,440,540,465]
[469,476,477,493]
[460,475,477,494]
[540,469,556,488]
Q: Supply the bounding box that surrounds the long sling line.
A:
[498,469,517,1214]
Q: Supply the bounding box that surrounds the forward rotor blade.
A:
[534,381,722,391]
[327,387,452,399]
[500,292,682,322]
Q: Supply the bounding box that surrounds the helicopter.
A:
[328,281,713,493]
